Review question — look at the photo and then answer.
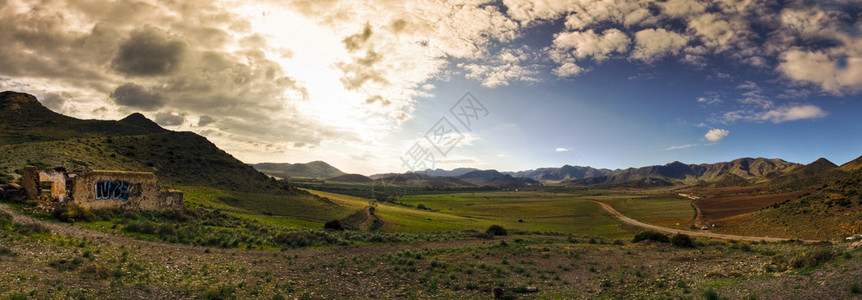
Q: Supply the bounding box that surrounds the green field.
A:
[396,191,639,238]
[179,186,366,229]
[598,195,696,228]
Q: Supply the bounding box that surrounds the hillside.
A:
[768,158,846,191]
[0,91,166,144]
[840,155,862,172]
[728,166,862,239]
[327,173,373,183]
[456,170,540,188]
[251,161,344,179]
[0,91,294,193]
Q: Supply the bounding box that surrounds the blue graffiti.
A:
[95,180,132,201]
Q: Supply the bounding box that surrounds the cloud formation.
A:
[704,129,729,142]
[112,27,187,76]
[154,111,185,126]
[0,0,857,173]
[110,83,168,111]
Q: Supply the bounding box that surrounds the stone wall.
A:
[23,167,184,211]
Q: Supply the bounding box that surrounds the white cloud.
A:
[553,62,585,77]
[757,105,828,123]
[704,129,729,142]
[552,29,630,61]
[777,48,862,95]
[631,28,689,62]
[555,147,569,152]
[459,47,538,87]
[696,95,722,105]
[659,0,706,19]
[666,144,696,151]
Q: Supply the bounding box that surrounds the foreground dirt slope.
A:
[1,202,861,299]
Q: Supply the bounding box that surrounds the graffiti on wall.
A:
[95,180,132,201]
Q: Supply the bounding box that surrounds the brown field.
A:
[696,190,807,223]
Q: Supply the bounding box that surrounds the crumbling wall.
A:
[22,167,185,211]
[70,170,184,211]
[22,166,38,199]
[39,170,67,201]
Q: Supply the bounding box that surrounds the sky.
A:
[1,0,861,175]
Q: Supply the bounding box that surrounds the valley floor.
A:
[2,202,862,299]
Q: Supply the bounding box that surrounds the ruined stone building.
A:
[22,166,184,211]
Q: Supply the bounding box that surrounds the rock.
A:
[525,286,538,293]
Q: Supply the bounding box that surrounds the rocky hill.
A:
[251,161,344,179]
[0,91,295,193]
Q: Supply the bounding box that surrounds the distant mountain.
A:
[456,170,540,188]
[563,158,800,187]
[505,165,614,181]
[327,173,373,183]
[0,91,295,193]
[251,161,344,179]
[420,168,481,177]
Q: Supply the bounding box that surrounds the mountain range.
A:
[2,90,858,191]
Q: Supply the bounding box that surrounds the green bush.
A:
[670,234,695,248]
[15,222,51,235]
[53,203,95,223]
[324,219,344,231]
[486,225,507,236]
[124,221,156,234]
[789,247,834,269]
[632,231,669,243]
[0,210,12,224]
[704,288,719,300]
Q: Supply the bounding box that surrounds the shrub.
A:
[15,222,51,235]
[704,288,719,300]
[0,210,13,224]
[80,263,112,280]
[486,225,507,236]
[200,284,236,300]
[632,231,669,243]
[324,219,344,231]
[671,234,695,248]
[53,203,95,223]
[124,221,156,234]
[789,247,834,269]
[0,246,17,257]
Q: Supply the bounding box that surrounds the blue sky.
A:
[0,0,860,174]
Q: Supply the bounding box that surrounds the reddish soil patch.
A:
[696,191,806,223]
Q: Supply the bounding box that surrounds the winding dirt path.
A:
[358,204,376,231]
[589,200,822,243]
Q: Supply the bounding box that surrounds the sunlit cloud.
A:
[704,129,729,142]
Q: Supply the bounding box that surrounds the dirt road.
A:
[589,200,821,243]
